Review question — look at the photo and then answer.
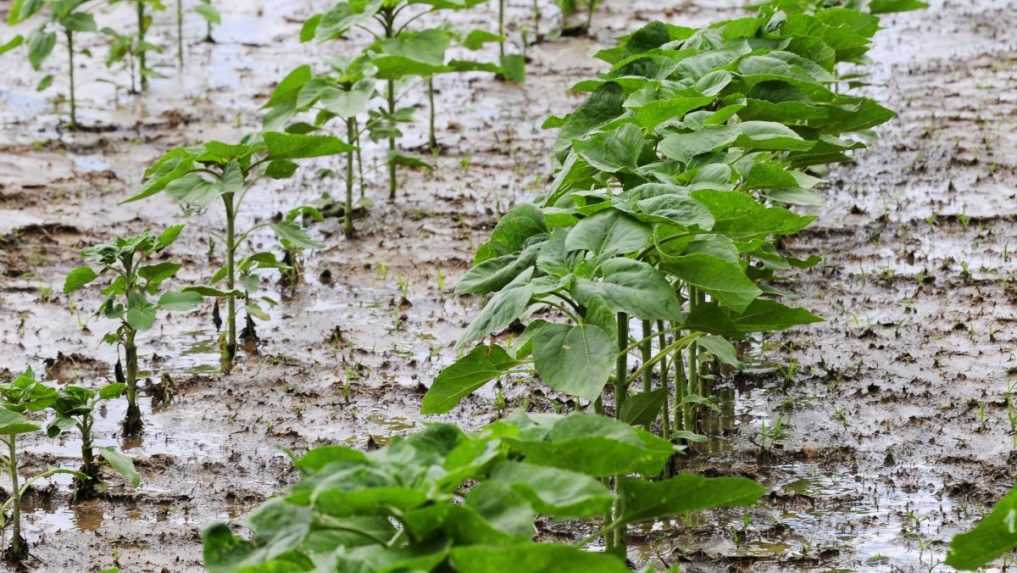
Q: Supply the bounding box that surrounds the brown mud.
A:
[0,0,1012,571]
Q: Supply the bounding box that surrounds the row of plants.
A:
[2,0,222,127]
[0,368,138,561]
[421,0,923,452]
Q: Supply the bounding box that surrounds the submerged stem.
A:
[65,28,76,129]
[223,192,237,371]
[427,77,437,152]
[345,118,355,238]
[498,0,506,59]
[137,1,147,91]
[176,0,184,67]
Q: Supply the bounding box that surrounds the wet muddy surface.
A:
[0,0,1013,571]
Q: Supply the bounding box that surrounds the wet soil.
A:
[0,0,1012,571]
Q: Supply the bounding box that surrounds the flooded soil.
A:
[0,0,1012,571]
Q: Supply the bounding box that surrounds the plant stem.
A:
[344,118,355,238]
[498,0,506,59]
[657,319,670,445]
[615,312,628,417]
[427,77,437,152]
[688,286,700,430]
[223,193,237,371]
[176,0,184,67]
[355,121,365,200]
[65,28,76,129]
[640,320,653,393]
[123,329,143,436]
[382,8,397,201]
[586,0,598,33]
[7,436,25,560]
[137,1,147,91]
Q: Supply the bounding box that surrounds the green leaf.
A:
[462,29,503,50]
[391,153,434,171]
[618,473,766,524]
[696,334,740,366]
[572,124,645,173]
[271,221,323,250]
[946,485,1017,570]
[507,413,673,477]
[489,461,613,518]
[459,268,535,346]
[456,243,541,295]
[98,383,127,400]
[661,254,761,312]
[575,258,682,321]
[499,54,526,83]
[98,447,140,487]
[0,35,24,54]
[61,12,97,33]
[659,125,737,165]
[869,0,928,13]
[620,389,666,429]
[0,408,40,435]
[35,74,53,92]
[265,159,299,179]
[533,324,614,401]
[422,345,520,414]
[552,82,626,152]
[8,0,45,25]
[193,3,221,25]
[27,28,56,70]
[451,544,629,573]
[263,132,353,159]
[158,290,203,311]
[155,224,185,251]
[64,266,98,294]
[565,210,651,259]
[733,299,822,333]
[139,262,181,286]
[474,204,547,264]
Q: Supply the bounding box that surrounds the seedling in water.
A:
[0,369,77,562]
[5,0,101,128]
[64,225,200,435]
[125,132,352,371]
[47,382,140,501]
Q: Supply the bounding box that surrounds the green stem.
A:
[8,436,22,556]
[176,0,184,67]
[640,320,653,393]
[657,319,670,444]
[382,8,398,201]
[123,329,142,435]
[688,286,700,429]
[66,28,76,129]
[427,77,437,152]
[224,192,237,370]
[345,118,355,238]
[615,312,628,417]
[498,0,505,59]
[355,121,365,200]
[586,0,598,33]
[137,1,147,91]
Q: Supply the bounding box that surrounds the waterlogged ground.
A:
[0,0,1013,571]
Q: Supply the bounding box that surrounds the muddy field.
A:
[0,0,1013,571]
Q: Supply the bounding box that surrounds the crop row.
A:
[1,0,1012,571]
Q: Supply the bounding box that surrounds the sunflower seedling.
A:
[63,225,201,435]
[47,382,140,501]
[6,0,101,129]
[124,132,352,371]
[0,368,79,562]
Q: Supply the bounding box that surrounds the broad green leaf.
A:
[575,258,682,321]
[263,132,353,159]
[462,29,503,50]
[193,3,221,25]
[27,28,56,70]
[0,35,24,54]
[620,389,666,429]
[155,224,185,251]
[659,126,737,165]
[459,268,535,346]
[158,290,203,311]
[489,461,613,518]
[946,485,1017,570]
[456,243,541,295]
[0,408,40,435]
[632,96,714,130]
[735,121,813,152]
[64,266,98,294]
[8,0,45,25]
[696,334,740,366]
[451,544,629,573]
[552,82,626,151]
[618,473,765,523]
[692,190,815,239]
[98,447,140,487]
[265,159,299,179]
[572,124,645,173]
[271,221,324,250]
[733,299,822,333]
[533,323,614,401]
[139,262,181,286]
[662,254,760,312]
[61,12,97,33]
[35,74,52,92]
[506,413,673,477]
[499,54,526,83]
[565,210,651,259]
[474,204,547,264]
[422,345,520,414]
[870,0,928,13]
